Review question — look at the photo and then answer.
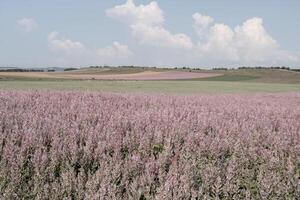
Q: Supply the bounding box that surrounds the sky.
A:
[0,0,300,68]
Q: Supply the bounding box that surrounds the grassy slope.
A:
[61,67,167,75]
[196,69,300,84]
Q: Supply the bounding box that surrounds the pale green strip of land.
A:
[1,80,300,94]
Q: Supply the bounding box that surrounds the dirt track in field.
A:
[0,71,222,80]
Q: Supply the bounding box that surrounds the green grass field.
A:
[0,68,299,94]
[185,69,300,83]
[1,80,300,94]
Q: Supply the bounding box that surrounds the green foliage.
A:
[152,144,164,158]
[64,68,78,71]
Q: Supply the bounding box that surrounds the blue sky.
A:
[0,0,299,68]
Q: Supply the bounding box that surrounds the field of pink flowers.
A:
[0,91,299,199]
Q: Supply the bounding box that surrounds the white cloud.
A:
[48,31,87,56]
[131,24,193,49]
[194,17,282,64]
[97,41,133,58]
[106,0,164,26]
[198,23,239,61]
[17,18,38,32]
[193,13,214,36]
[47,31,133,66]
[234,18,278,62]
[107,0,193,50]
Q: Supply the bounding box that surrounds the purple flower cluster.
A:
[0,91,299,199]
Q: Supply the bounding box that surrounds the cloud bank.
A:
[105,0,299,67]
[46,0,299,67]
[47,32,133,66]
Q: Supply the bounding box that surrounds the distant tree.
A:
[64,68,77,71]
[213,67,228,70]
[0,68,43,72]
